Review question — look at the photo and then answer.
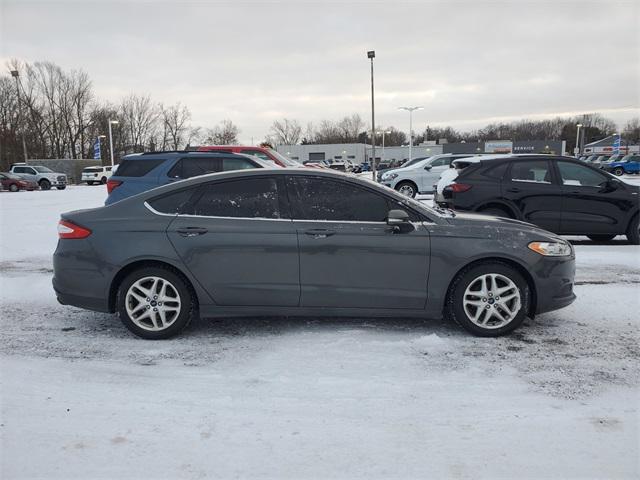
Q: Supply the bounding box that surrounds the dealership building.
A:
[277,139,567,165]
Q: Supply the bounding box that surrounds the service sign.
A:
[485,140,513,153]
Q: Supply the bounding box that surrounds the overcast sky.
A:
[2,0,638,143]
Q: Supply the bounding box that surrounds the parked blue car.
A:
[105,151,277,205]
[601,154,640,176]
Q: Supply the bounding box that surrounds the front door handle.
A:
[177,227,208,237]
[507,187,521,193]
[304,228,336,239]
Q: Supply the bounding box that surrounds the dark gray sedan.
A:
[53,169,576,339]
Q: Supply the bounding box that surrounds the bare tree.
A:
[267,118,302,145]
[160,102,191,150]
[622,117,639,144]
[203,120,240,145]
[119,94,159,153]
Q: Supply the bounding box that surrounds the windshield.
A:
[620,155,637,162]
[269,150,300,167]
[33,166,54,173]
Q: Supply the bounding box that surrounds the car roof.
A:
[452,153,578,166]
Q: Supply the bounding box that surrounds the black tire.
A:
[56,186,66,190]
[613,167,624,176]
[587,234,616,242]
[395,181,417,198]
[480,207,513,218]
[87,181,94,186]
[101,177,107,184]
[627,215,639,245]
[116,266,197,339]
[39,179,51,190]
[9,183,19,192]
[445,261,530,337]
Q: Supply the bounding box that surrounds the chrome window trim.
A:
[144,201,291,222]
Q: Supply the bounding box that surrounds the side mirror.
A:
[600,178,621,193]
[424,165,432,171]
[386,209,413,233]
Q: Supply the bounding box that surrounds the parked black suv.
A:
[441,155,640,244]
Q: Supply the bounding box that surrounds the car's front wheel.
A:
[446,262,530,337]
[117,266,196,339]
[613,167,625,176]
[395,181,417,198]
[56,186,66,190]
[39,179,51,190]
[9,184,18,192]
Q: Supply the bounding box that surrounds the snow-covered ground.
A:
[1,185,639,479]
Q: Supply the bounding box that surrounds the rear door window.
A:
[239,149,272,161]
[168,157,223,179]
[508,160,553,184]
[116,159,165,177]
[147,188,198,214]
[191,177,281,219]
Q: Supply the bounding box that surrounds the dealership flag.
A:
[94,138,101,159]
[613,135,621,154]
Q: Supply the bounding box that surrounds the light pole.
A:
[367,50,376,180]
[377,130,391,163]
[108,120,119,166]
[398,106,423,163]
[575,123,583,157]
[10,70,28,161]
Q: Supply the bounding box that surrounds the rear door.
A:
[166,176,299,306]
[502,159,563,232]
[555,161,631,234]
[287,176,430,309]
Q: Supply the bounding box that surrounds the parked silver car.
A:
[380,154,475,197]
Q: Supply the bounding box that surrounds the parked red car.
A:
[196,145,305,168]
[0,172,37,191]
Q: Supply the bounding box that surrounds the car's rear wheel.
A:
[39,179,51,190]
[613,167,624,176]
[627,215,639,245]
[446,262,530,337]
[9,184,18,192]
[117,266,196,339]
[480,207,513,218]
[396,181,417,198]
[587,234,616,242]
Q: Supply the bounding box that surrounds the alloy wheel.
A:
[397,184,415,197]
[463,273,521,329]
[125,276,182,331]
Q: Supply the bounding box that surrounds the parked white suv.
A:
[380,154,474,197]
[81,165,113,185]
[10,164,67,190]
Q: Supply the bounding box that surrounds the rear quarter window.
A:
[115,159,165,177]
[481,162,509,179]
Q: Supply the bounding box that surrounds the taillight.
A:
[58,220,91,239]
[106,179,122,194]
[449,183,472,193]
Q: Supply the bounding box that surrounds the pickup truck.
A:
[9,164,67,190]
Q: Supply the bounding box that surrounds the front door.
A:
[166,176,300,306]
[287,176,430,309]
[555,161,632,235]
[501,159,563,232]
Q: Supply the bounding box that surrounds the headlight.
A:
[385,173,398,180]
[528,241,572,257]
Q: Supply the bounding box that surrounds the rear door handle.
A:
[177,227,208,237]
[507,187,521,193]
[304,228,336,239]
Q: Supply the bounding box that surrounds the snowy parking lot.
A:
[1,185,639,479]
